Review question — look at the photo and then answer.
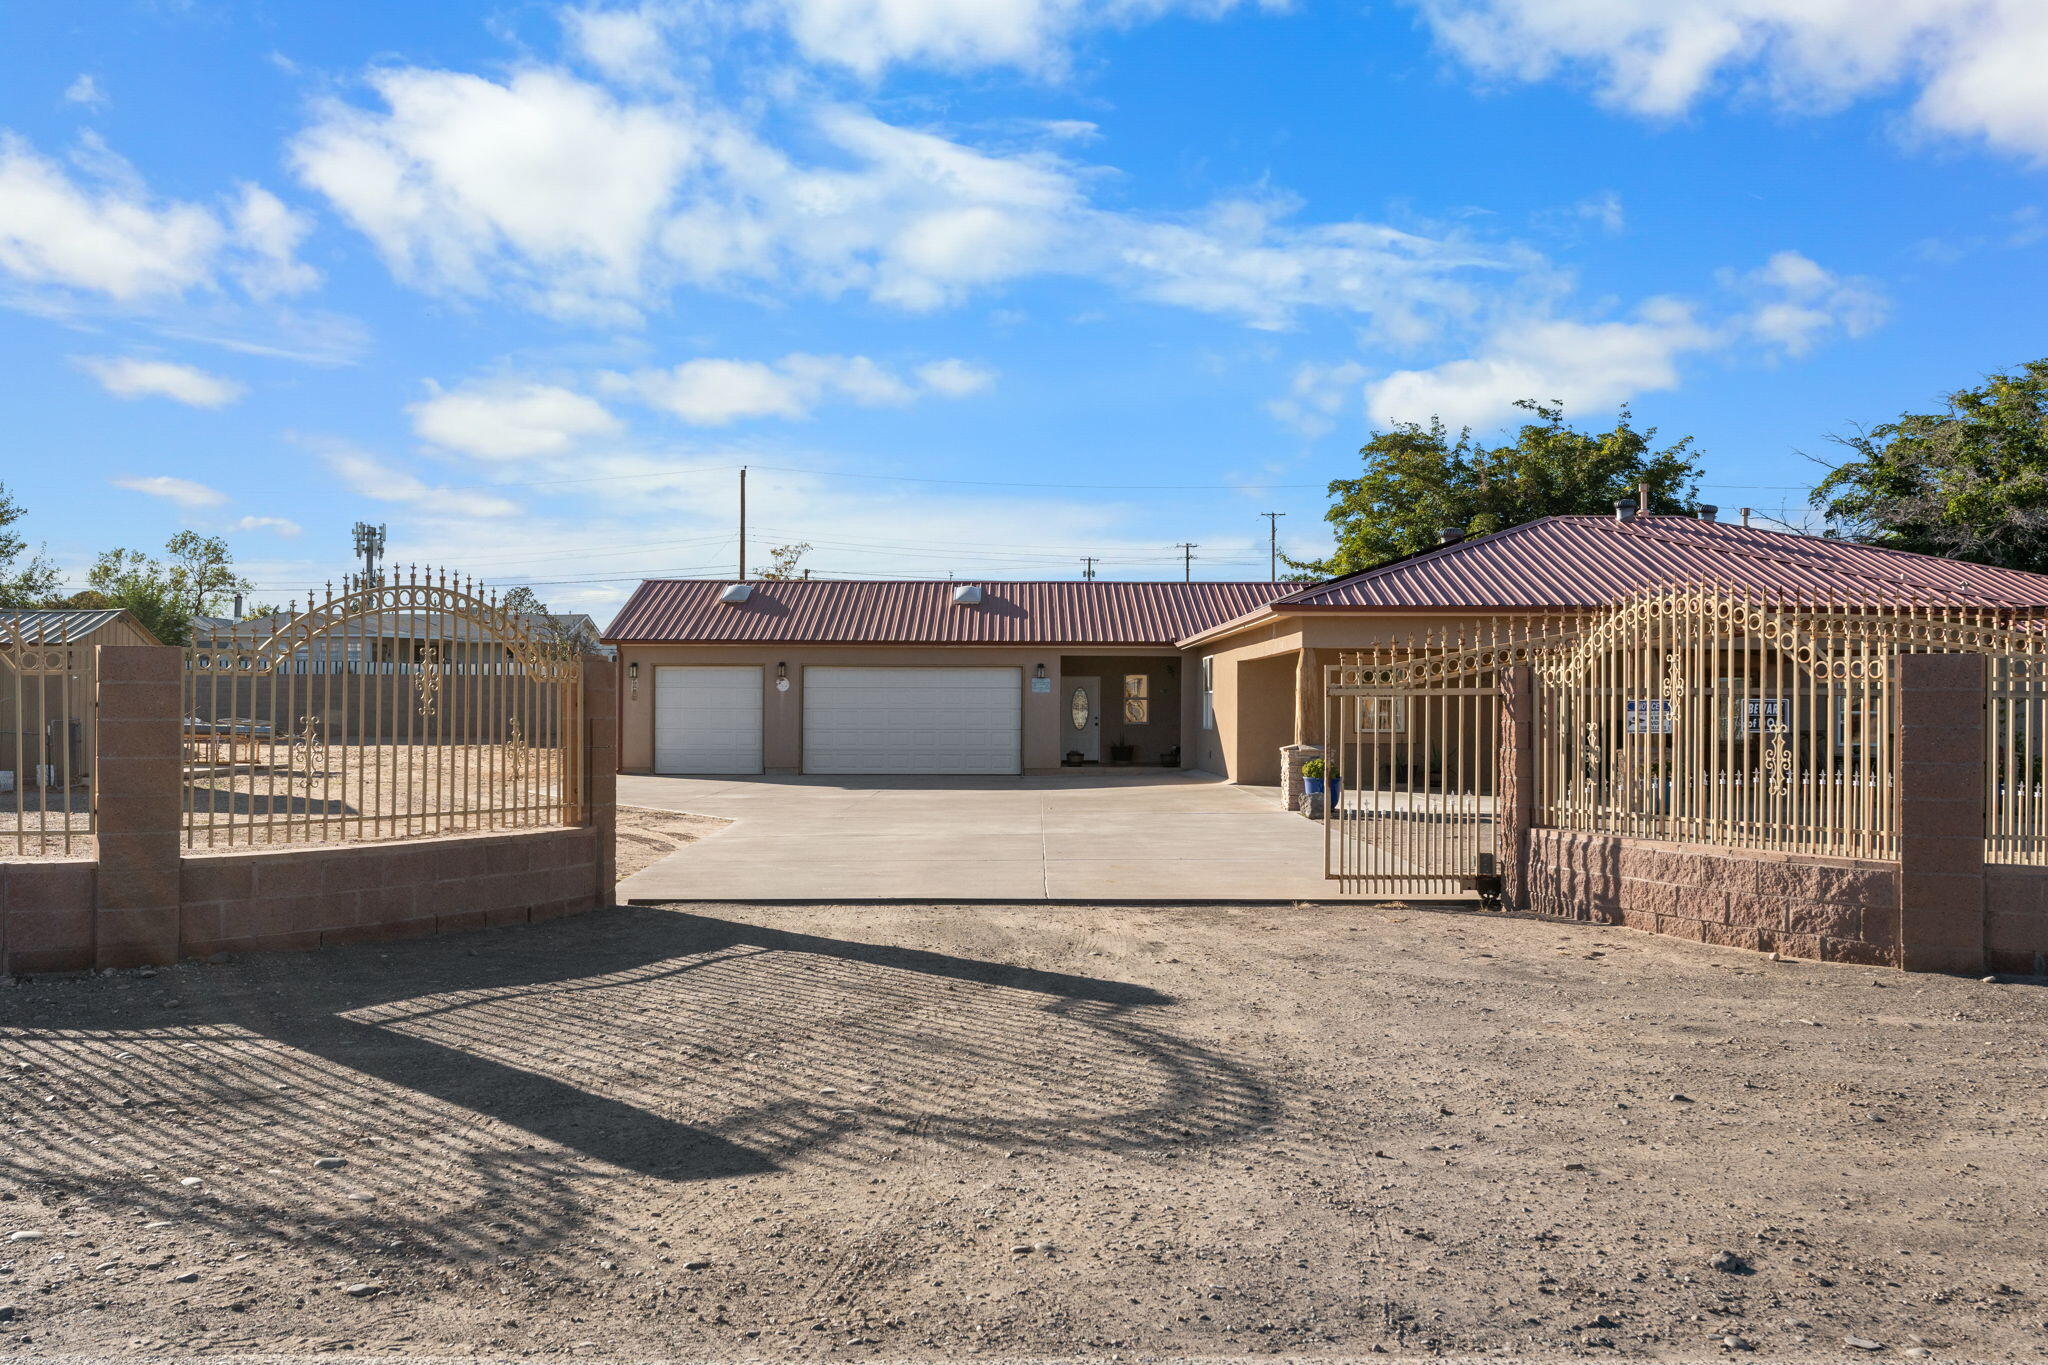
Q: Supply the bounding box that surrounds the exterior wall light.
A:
[775,661,790,693]
[627,659,639,698]
[1034,664,1047,680]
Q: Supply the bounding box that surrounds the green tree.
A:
[1811,359,2048,573]
[1295,400,1703,578]
[497,585,599,652]
[86,531,250,645]
[755,541,812,581]
[0,482,60,608]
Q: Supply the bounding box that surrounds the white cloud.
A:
[78,355,246,407]
[323,444,524,519]
[915,357,997,397]
[232,515,303,537]
[619,352,994,424]
[228,185,320,298]
[410,380,623,459]
[111,475,230,509]
[291,61,1527,334]
[1410,0,2048,162]
[0,133,223,299]
[291,67,696,321]
[1732,249,1885,356]
[772,0,1290,77]
[1365,297,1718,431]
[1295,247,1887,435]
[63,75,106,109]
[1266,359,1368,437]
[0,131,318,307]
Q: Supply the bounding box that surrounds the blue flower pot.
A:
[1302,775,1324,795]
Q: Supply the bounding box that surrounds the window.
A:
[1123,673,1150,724]
[1200,656,1215,730]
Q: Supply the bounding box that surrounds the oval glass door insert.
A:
[1070,686,1091,730]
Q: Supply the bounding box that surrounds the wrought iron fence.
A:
[1325,588,2048,875]
[2,612,95,857]
[1990,644,2048,867]
[180,570,583,848]
[1532,589,1902,861]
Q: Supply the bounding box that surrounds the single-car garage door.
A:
[803,667,1021,775]
[654,665,762,774]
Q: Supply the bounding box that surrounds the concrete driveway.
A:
[617,770,1375,902]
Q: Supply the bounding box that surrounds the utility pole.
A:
[1080,556,1098,581]
[738,466,747,581]
[351,521,386,589]
[1260,511,1285,580]
[1175,542,1198,582]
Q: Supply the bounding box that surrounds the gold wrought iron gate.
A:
[1323,661,1502,898]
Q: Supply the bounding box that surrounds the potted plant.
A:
[1302,757,1341,805]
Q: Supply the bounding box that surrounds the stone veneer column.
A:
[583,657,618,906]
[94,645,185,968]
[1895,651,1986,974]
[1497,664,1537,910]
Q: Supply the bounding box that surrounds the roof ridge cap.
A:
[1607,518,2038,603]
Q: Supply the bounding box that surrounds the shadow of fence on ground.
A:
[0,907,1275,1269]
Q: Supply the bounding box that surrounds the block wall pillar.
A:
[94,645,185,968]
[1895,651,1986,974]
[583,657,618,907]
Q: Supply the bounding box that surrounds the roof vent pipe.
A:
[1614,500,1637,522]
[1697,505,1718,522]
[1740,507,1753,527]
[1439,527,1465,545]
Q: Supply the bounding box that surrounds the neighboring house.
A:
[602,580,1288,775]
[191,610,604,661]
[1180,512,2048,784]
[607,513,2048,784]
[2,608,162,785]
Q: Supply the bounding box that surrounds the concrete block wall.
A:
[1525,828,1900,965]
[1984,866,2048,976]
[180,826,604,959]
[0,859,96,975]
[1,649,618,975]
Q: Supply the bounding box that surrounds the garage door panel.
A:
[654,666,762,774]
[804,667,1020,775]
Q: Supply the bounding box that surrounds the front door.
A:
[1067,675,1101,762]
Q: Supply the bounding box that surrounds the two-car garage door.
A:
[652,664,1021,775]
[803,667,1020,775]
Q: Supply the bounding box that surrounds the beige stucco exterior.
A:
[616,611,1521,785]
[615,643,1190,776]
[1183,610,1528,785]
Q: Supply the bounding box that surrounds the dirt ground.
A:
[2,900,2045,1361]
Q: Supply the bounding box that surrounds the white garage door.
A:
[654,666,762,774]
[803,667,1021,775]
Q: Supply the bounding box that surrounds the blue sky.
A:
[3,0,2044,619]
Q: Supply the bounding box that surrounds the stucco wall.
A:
[1524,827,1900,966]
[1059,653,1184,764]
[0,858,96,975]
[616,644,1181,775]
[180,825,604,959]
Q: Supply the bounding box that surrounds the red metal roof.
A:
[603,579,1292,646]
[1265,516,2048,614]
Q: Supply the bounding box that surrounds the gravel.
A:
[1,898,2043,1359]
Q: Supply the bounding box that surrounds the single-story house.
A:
[601,579,1287,775]
[603,513,2048,783]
